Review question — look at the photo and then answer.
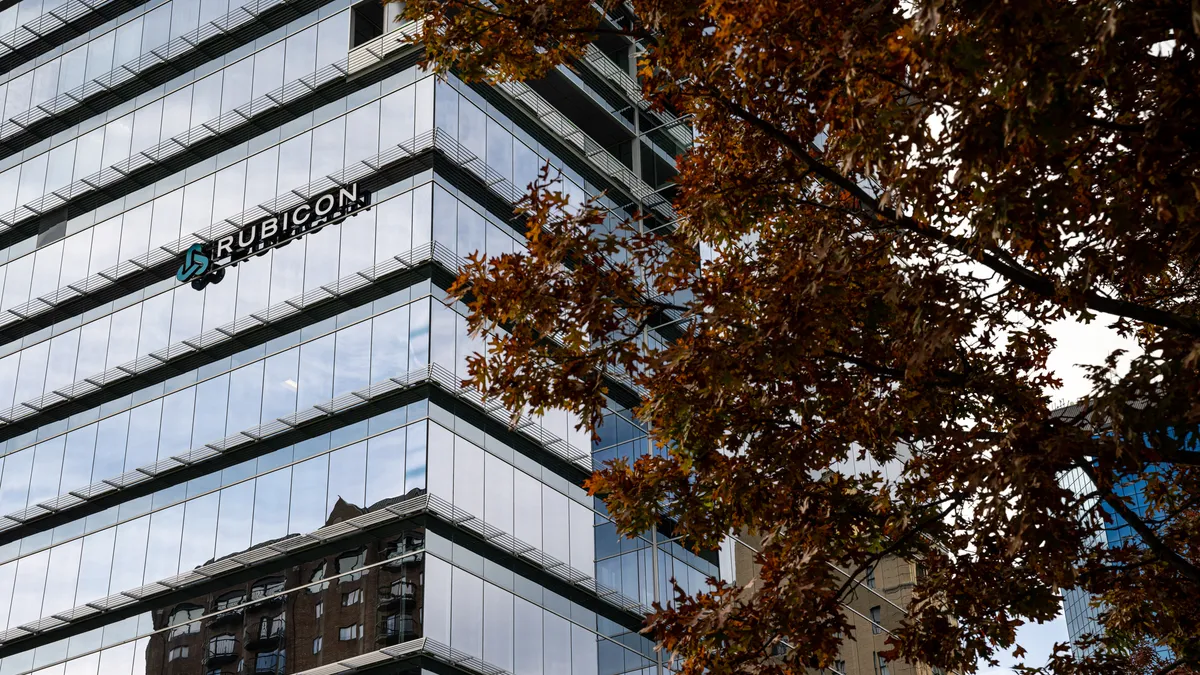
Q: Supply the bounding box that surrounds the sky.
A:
[976,317,1141,674]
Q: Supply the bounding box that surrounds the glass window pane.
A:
[484,453,513,535]
[404,422,426,492]
[297,335,334,409]
[483,582,513,670]
[451,567,482,658]
[514,597,543,675]
[333,320,371,397]
[262,348,299,421]
[543,612,571,674]
[289,455,329,534]
[365,428,404,505]
[252,468,291,543]
[326,441,366,512]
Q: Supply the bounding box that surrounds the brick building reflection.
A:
[143,490,426,675]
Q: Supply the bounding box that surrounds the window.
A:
[876,653,890,675]
[866,566,876,589]
[350,0,384,47]
[251,577,286,600]
[337,549,366,582]
[312,637,322,654]
[338,624,361,641]
[385,580,415,601]
[255,650,285,674]
[315,601,323,618]
[382,613,414,639]
[870,606,882,635]
[209,634,237,656]
[259,613,286,639]
[342,589,363,606]
[167,604,204,639]
[834,659,846,674]
[385,531,425,561]
[215,592,245,610]
[309,564,329,593]
[168,646,189,661]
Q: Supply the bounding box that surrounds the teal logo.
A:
[172,182,369,291]
[177,243,211,283]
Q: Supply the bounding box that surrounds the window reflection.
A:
[166,605,203,640]
[136,506,427,674]
[308,563,329,594]
[336,548,366,583]
[249,577,285,601]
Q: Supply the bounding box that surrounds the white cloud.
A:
[982,612,1069,673]
[1045,317,1141,405]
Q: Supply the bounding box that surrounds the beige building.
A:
[732,532,945,675]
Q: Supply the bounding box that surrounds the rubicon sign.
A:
[178,182,372,289]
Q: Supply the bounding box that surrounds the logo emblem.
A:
[177,243,211,285]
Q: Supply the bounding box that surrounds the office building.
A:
[0,0,712,673]
[1056,403,1182,659]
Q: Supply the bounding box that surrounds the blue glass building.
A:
[0,0,715,673]
[1058,413,1184,659]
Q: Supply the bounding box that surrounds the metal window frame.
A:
[0,120,647,434]
[0,20,426,251]
[0,359,593,539]
[0,0,336,157]
[0,491,649,658]
[0,0,157,76]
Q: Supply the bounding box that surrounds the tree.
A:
[399,0,1200,672]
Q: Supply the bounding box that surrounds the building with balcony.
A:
[0,0,710,673]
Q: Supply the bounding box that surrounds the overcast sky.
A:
[979,317,1141,673]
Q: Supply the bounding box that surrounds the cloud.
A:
[980,612,1069,673]
[1045,317,1141,404]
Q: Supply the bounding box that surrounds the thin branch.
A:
[835,498,960,604]
[710,92,1200,338]
[1076,459,1200,586]
[1154,655,1197,675]
[1150,448,1200,467]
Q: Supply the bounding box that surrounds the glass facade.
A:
[1059,466,1105,654]
[1060,440,1182,658]
[0,1,709,674]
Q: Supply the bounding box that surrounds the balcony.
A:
[247,579,286,607]
[205,636,240,666]
[384,549,424,570]
[0,0,154,76]
[377,614,418,646]
[0,0,335,159]
[378,581,416,608]
[253,651,285,674]
[207,608,244,628]
[0,20,425,255]
[245,617,285,650]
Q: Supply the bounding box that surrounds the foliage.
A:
[404,0,1200,672]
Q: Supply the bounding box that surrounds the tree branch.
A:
[1150,448,1200,467]
[834,497,959,604]
[1076,459,1200,586]
[711,94,1200,338]
[1154,655,1198,675]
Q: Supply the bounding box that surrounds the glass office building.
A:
[1057,409,1185,658]
[0,0,712,673]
